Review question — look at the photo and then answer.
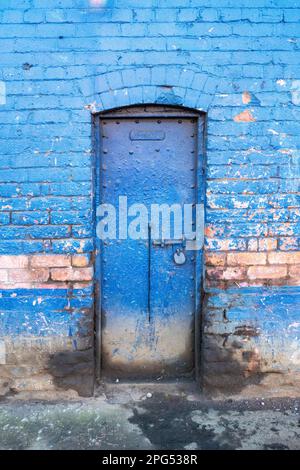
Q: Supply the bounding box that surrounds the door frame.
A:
[92,104,206,384]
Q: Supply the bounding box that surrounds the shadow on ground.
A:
[128,391,300,450]
[0,385,299,450]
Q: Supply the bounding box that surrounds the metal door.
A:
[98,107,202,380]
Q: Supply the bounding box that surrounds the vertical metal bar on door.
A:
[148,222,151,323]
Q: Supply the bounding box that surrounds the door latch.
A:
[152,237,186,248]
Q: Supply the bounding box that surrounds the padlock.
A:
[174,249,186,265]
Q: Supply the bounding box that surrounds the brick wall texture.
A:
[0,0,299,397]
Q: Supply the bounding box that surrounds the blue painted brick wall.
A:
[0,0,299,395]
[0,0,299,254]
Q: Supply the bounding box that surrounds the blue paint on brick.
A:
[205,287,300,372]
[0,309,90,337]
[0,240,50,254]
[11,211,49,225]
[0,288,93,337]
[0,1,298,389]
[0,212,10,224]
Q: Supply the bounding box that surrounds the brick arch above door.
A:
[91,66,219,113]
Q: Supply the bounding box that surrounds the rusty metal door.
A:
[98,107,202,380]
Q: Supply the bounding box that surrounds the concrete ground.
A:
[0,384,299,450]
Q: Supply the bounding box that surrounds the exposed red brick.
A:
[289,265,300,280]
[35,283,69,289]
[247,265,287,280]
[222,267,247,280]
[0,270,8,282]
[227,252,267,266]
[0,255,28,269]
[242,91,251,104]
[206,266,246,280]
[205,252,226,266]
[31,255,71,268]
[268,252,300,264]
[233,109,256,122]
[286,278,300,286]
[258,238,277,251]
[206,267,223,280]
[0,282,69,289]
[71,254,90,267]
[51,267,93,282]
[205,278,226,289]
[0,283,33,289]
[9,268,49,283]
[237,281,265,287]
[73,282,93,289]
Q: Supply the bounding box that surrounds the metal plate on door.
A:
[130,130,166,141]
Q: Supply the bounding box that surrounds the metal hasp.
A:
[97,105,205,381]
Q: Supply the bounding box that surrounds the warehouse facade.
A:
[0,0,299,396]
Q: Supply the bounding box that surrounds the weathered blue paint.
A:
[0,288,92,337]
[99,108,203,378]
[203,287,300,384]
[0,0,299,394]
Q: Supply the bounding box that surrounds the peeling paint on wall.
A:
[291,81,300,106]
[0,0,300,397]
[0,81,6,106]
[233,110,256,122]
